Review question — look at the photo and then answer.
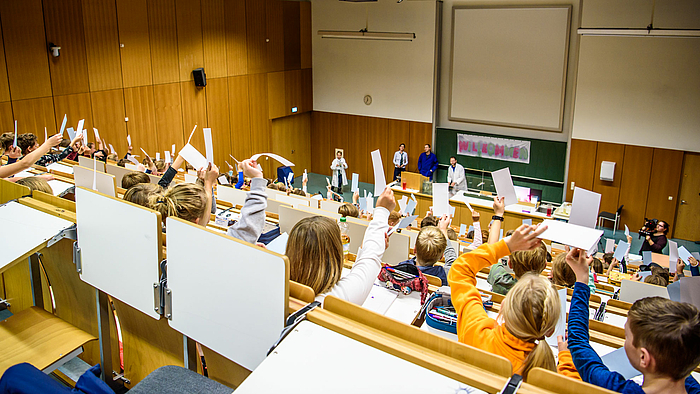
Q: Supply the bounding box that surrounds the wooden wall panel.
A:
[225,0,248,76]
[283,1,301,71]
[245,0,267,75]
[116,0,153,88]
[179,82,207,155]
[367,117,388,185]
[645,148,683,233]
[205,77,232,170]
[267,71,286,119]
[148,0,180,85]
[408,121,432,173]
[202,0,228,79]
[82,0,123,91]
[310,111,348,177]
[565,139,598,202]
[0,0,52,100]
[12,98,57,137]
[346,115,370,183]
[284,69,302,115]
[301,68,312,113]
[153,83,184,156]
[266,0,285,73]
[617,145,653,230]
[54,93,95,144]
[385,119,410,181]
[123,86,158,154]
[91,89,128,157]
[271,112,311,172]
[175,0,204,82]
[248,73,273,175]
[43,0,90,96]
[300,1,312,69]
[228,75,252,162]
[0,27,12,102]
[0,102,14,132]
[592,142,625,215]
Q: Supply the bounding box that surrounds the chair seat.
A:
[599,211,616,220]
[0,307,97,375]
[128,365,232,394]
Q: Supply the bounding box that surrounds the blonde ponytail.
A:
[148,183,207,223]
[499,273,560,378]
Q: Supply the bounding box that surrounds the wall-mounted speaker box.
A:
[193,68,206,87]
[600,161,616,181]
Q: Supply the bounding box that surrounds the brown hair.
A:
[117,159,128,167]
[510,242,547,279]
[107,153,118,162]
[500,274,560,379]
[388,211,401,226]
[338,203,359,218]
[149,183,208,223]
[17,133,38,155]
[650,265,670,284]
[551,253,576,288]
[420,215,438,228]
[602,252,614,265]
[155,159,165,172]
[290,188,306,197]
[16,177,52,194]
[628,297,700,380]
[0,132,13,152]
[415,226,447,266]
[286,216,343,295]
[122,171,151,190]
[123,183,161,208]
[644,274,668,287]
[591,258,604,274]
[446,228,457,241]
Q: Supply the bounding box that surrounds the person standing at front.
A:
[417,144,438,181]
[331,150,348,194]
[447,156,467,191]
[392,143,408,181]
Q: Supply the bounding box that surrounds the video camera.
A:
[639,218,658,238]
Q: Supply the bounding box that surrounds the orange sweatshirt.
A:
[447,240,581,380]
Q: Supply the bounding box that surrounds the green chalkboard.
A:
[435,128,568,203]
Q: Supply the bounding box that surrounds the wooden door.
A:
[674,153,700,241]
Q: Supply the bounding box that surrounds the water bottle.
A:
[339,217,350,256]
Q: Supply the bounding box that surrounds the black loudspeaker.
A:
[193,68,206,87]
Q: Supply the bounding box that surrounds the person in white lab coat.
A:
[392,143,408,181]
[447,156,467,191]
[330,150,348,194]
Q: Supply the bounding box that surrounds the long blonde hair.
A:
[16,177,52,194]
[286,216,343,295]
[148,183,207,223]
[499,273,560,378]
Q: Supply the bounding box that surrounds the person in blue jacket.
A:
[417,144,438,180]
[563,247,700,394]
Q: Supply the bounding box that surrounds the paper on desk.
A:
[601,348,641,380]
[218,175,229,185]
[404,198,417,216]
[537,220,603,256]
[59,114,67,136]
[179,144,208,170]
[624,225,630,237]
[613,241,629,262]
[362,284,398,315]
[523,218,532,226]
[678,246,693,265]
[492,168,518,206]
[127,135,131,146]
[669,241,679,273]
[569,187,601,229]
[250,153,294,167]
[388,215,418,236]
[680,277,700,309]
[667,281,681,302]
[459,224,467,236]
[203,128,214,163]
[370,150,386,196]
[642,251,652,266]
[398,196,407,213]
[546,288,567,347]
[605,239,615,253]
[432,183,449,216]
[267,232,289,256]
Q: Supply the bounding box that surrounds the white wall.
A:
[311,0,437,123]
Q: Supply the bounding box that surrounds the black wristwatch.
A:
[492,215,504,221]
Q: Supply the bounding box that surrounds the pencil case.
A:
[422,292,458,334]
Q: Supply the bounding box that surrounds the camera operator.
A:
[639,220,669,254]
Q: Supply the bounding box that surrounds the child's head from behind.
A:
[122,171,150,190]
[591,258,604,274]
[420,215,438,228]
[16,177,52,194]
[509,242,547,279]
[446,228,457,241]
[500,273,560,378]
[550,253,576,287]
[124,183,161,207]
[415,226,447,266]
[626,297,700,381]
[18,133,38,155]
[388,211,401,227]
[149,183,207,224]
[650,265,670,284]
[338,203,359,218]
[286,216,343,295]
[644,274,668,287]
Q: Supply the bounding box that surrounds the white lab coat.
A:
[447,163,467,190]
[331,158,348,187]
[392,151,408,168]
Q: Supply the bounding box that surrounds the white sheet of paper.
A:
[601,348,641,380]
[667,281,681,302]
[125,163,137,170]
[499,228,504,241]
[127,155,140,166]
[187,125,197,145]
[459,224,467,236]
[164,150,172,164]
[250,153,294,167]
[522,218,532,226]
[405,198,417,216]
[351,173,359,193]
[605,239,615,253]
[361,284,398,315]
[76,119,85,136]
[171,144,176,155]
[218,175,229,185]
[203,127,214,163]
[624,224,630,237]
[537,220,603,255]
[179,144,208,170]
[358,197,367,212]
[66,127,75,141]
[398,196,408,213]
[693,252,700,260]
[613,241,629,262]
[678,246,693,265]
[156,152,160,161]
[367,196,374,214]
[491,168,518,206]
[266,233,289,256]
[93,127,100,142]
[303,170,308,183]
[287,172,294,184]
[546,288,567,347]
[464,200,474,212]
[468,225,474,234]
[370,150,386,196]
[13,120,17,147]
[109,144,116,154]
[388,215,418,236]
[59,114,67,136]
[569,187,601,229]
[184,173,197,184]
[668,241,679,273]
[642,251,652,266]
[680,277,700,309]
[432,183,449,216]
[140,147,150,159]
[44,127,47,142]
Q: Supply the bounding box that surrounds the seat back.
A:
[616,204,624,216]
